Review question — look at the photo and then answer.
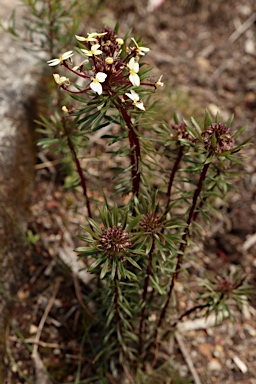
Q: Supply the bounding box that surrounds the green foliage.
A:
[3,1,252,382]
[198,268,253,322]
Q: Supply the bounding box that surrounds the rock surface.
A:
[0,1,38,380]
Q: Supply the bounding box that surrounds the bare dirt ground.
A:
[5,1,256,383]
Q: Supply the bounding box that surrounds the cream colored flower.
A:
[131,38,150,56]
[90,72,107,95]
[75,34,97,43]
[81,44,102,57]
[127,57,140,87]
[88,32,107,38]
[125,90,145,110]
[62,106,69,113]
[47,51,73,66]
[156,75,164,87]
[116,38,124,46]
[76,32,107,43]
[53,73,70,86]
[73,59,88,71]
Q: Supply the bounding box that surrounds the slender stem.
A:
[63,62,91,79]
[172,303,210,328]
[192,168,220,223]
[66,135,93,221]
[192,197,205,223]
[62,85,91,94]
[114,265,121,327]
[158,303,211,343]
[155,158,212,337]
[116,98,141,196]
[165,145,183,212]
[138,242,154,354]
[113,264,127,359]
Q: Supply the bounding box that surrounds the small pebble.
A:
[208,358,222,371]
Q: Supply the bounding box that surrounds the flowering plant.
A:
[3,1,251,379]
[45,27,164,202]
[42,26,251,381]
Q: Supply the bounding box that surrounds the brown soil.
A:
[6,1,256,383]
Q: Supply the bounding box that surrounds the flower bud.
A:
[116,38,124,46]
[105,57,114,64]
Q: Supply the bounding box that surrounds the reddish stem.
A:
[113,264,128,359]
[63,62,90,79]
[138,243,154,353]
[67,136,93,221]
[155,158,211,335]
[114,266,121,325]
[174,302,210,325]
[116,98,141,196]
[165,145,183,211]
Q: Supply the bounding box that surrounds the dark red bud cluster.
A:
[98,226,132,257]
[171,123,193,142]
[140,213,161,232]
[201,123,234,154]
[217,277,234,294]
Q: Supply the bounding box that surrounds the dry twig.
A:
[31,278,62,384]
[229,12,256,44]
[175,331,202,384]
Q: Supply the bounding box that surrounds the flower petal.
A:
[92,44,100,51]
[116,38,124,45]
[131,90,139,100]
[75,35,86,41]
[156,75,164,87]
[133,61,139,73]
[126,90,139,101]
[53,73,69,85]
[47,58,60,66]
[92,49,102,55]
[88,32,107,38]
[90,81,103,95]
[62,51,74,60]
[135,101,145,111]
[131,38,150,56]
[129,73,140,87]
[80,49,91,56]
[127,57,135,70]
[96,72,107,82]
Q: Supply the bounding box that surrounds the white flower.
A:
[81,44,102,57]
[127,57,140,87]
[62,106,69,113]
[53,73,70,86]
[88,32,107,38]
[116,38,124,46]
[47,51,73,66]
[73,59,88,71]
[90,72,107,95]
[76,32,107,43]
[75,34,97,43]
[131,38,150,56]
[125,90,145,111]
[156,75,164,87]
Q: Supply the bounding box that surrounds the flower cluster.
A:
[171,122,194,142]
[98,226,132,258]
[201,123,234,154]
[140,213,161,233]
[47,28,163,111]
